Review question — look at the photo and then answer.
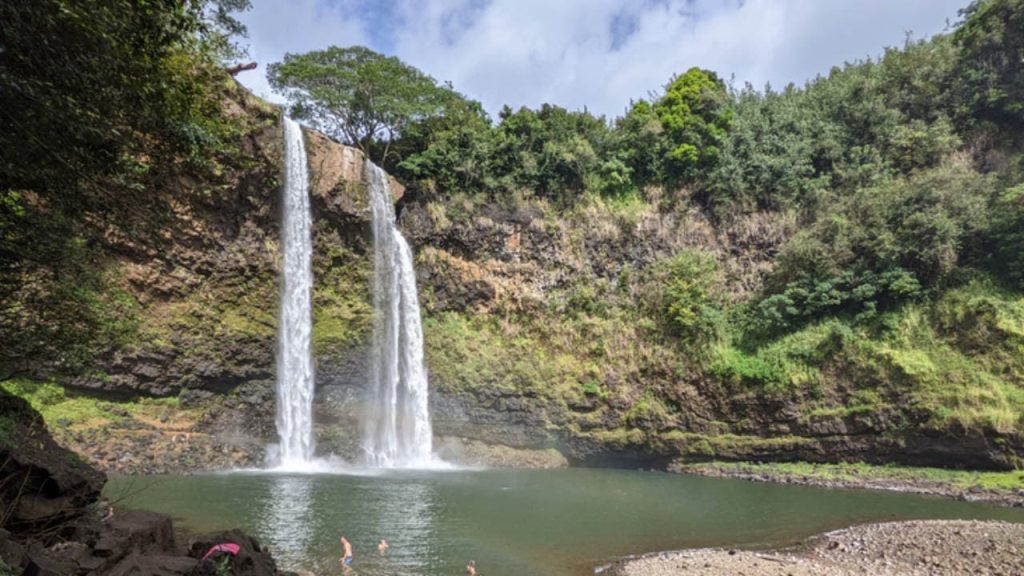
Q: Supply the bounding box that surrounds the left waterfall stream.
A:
[271,117,316,468]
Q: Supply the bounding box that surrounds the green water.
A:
[106,468,1024,576]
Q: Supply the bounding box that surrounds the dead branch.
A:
[226,62,257,76]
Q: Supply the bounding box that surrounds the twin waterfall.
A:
[273,118,434,470]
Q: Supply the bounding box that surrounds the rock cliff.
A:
[14,83,1019,474]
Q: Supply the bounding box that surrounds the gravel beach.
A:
[612,520,1024,576]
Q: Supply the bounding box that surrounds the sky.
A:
[235,0,968,119]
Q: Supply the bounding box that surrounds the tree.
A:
[614,100,667,190]
[954,0,1024,129]
[268,46,460,162]
[645,251,723,350]
[391,98,495,195]
[490,104,611,198]
[651,67,732,184]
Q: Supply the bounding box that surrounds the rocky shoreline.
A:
[672,462,1024,508]
[0,389,288,576]
[611,519,1024,576]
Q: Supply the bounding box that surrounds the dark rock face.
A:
[0,393,105,539]
[65,92,373,402]
[0,387,288,575]
[431,391,559,450]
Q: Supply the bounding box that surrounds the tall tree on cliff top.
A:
[652,67,732,185]
[268,46,461,162]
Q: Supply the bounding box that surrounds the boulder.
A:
[94,510,176,559]
[105,552,199,576]
[0,391,105,538]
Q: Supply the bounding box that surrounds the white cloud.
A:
[235,0,369,103]
[236,0,967,118]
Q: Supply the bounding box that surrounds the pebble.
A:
[613,520,1024,576]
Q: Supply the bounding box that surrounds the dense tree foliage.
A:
[268,46,462,162]
[955,0,1024,129]
[650,68,732,184]
[373,0,1024,342]
[0,0,250,378]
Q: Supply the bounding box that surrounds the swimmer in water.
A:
[339,536,353,573]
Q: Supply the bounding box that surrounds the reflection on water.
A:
[250,473,442,575]
[362,480,438,575]
[107,469,1024,576]
[259,475,316,570]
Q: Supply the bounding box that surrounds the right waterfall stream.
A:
[362,160,436,468]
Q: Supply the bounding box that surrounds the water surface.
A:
[106,468,1024,576]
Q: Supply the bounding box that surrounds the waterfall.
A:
[274,117,315,467]
[363,161,434,468]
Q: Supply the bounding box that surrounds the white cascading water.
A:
[363,161,435,468]
[274,117,315,467]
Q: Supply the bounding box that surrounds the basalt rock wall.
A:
[33,84,1022,473]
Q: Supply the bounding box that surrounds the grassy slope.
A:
[712,280,1024,434]
[676,460,1024,492]
[418,188,1024,465]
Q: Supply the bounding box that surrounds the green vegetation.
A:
[648,251,723,350]
[954,0,1024,128]
[312,242,373,355]
[423,312,588,399]
[0,378,185,433]
[710,281,1024,433]
[677,460,1024,492]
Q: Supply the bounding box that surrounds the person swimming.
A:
[339,536,353,572]
[466,560,478,575]
[377,539,389,555]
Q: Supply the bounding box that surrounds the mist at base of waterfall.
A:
[260,446,458,475]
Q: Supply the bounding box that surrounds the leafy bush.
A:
[645,251,723,349]
[990,184,1024,286]
[758,162,994,332]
